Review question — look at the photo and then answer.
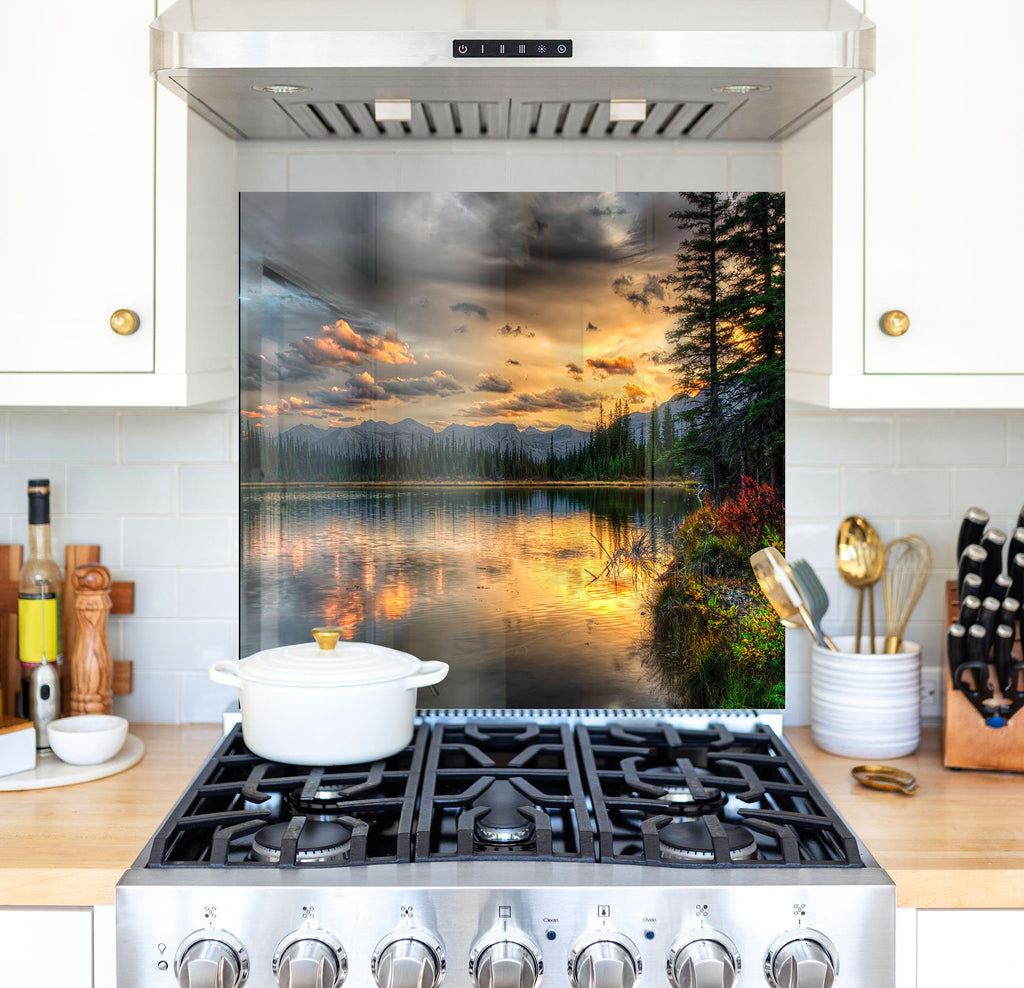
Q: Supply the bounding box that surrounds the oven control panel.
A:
[116,877,892,987]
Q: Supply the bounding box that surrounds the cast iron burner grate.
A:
[142,720,863,869]
[145,724,428,867]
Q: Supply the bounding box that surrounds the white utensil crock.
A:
[810,635,921,759]
[209,632,448,765]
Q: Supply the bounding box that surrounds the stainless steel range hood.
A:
[151,0,874,142]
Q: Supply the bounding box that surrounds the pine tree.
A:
[662,192,737,502]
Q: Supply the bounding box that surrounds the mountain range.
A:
[281,409,683,462]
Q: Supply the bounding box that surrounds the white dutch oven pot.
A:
[209,628,449,765]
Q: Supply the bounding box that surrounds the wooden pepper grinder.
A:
[69,564,113,715]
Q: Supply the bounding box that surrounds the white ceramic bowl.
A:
[46,715,128,765]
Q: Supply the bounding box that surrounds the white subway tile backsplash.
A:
[1008,416,1024,465]
[783,468,840,517]
[118,569,180,619]
[48,517,124,567]
[787,415,892,466]
[842,468,951,518]
[288,153,399,191]
[68,465,176,515]
[950,466,1024,520]
[899,414,1006,465]
[0,464,67,514]
[178,569,240,619]
[120,413,229,463]
[181,465,240,515]
[113,670,181,724]
[123,619,237,671]
[618,153,728,191]
[179,671,240,723]
[10,413,117,463]
[124,517,235,567]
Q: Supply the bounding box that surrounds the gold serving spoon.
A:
[836,516,885,653]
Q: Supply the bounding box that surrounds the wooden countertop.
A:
[0,725,1020,909]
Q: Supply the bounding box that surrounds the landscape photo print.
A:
[240,190,785,710]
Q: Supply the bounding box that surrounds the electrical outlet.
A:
[920,667,942,720]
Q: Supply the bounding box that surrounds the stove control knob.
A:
[470,935,543,988]
[372,932,446,988]
[274,931,347,988]
[568,934,642,988]
[764,931,838,988]
[175,930,249,988]
[668,932,740,988]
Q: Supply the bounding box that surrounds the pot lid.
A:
[238,629,425,687]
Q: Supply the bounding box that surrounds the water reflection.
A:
[241,484,698,709]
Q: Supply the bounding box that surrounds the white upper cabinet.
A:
[0,0,236,407]
[785,0,1024,408]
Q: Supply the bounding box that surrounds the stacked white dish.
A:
[810,635,921,758]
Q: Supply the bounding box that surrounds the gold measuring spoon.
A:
[836,516,885,653]
[851,765,919,795]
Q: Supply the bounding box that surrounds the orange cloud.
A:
[586,355,636,376]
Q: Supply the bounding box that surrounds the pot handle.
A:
[209,660,243,689]
[405,660,449,691]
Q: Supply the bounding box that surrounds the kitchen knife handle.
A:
[957,593,982,629]
[998,596,1020,632]
[957,507,990,562]
[964,624,993,697]
[958,544,988,599]
[994,624,1016,695]
[980,529,1007,588]
[1011,552,1024,606]
[977,596,1002,650]
[989,574,1014,603]
[1008,528,1024,570]
[946,623,966,689]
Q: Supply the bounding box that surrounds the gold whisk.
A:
[882,535,933,654]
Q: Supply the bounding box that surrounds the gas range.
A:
[116,711,895,988]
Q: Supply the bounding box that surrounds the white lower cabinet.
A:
[916,910,1024,986]
[0,906,94,987]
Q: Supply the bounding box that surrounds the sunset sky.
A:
[240,191,687,433]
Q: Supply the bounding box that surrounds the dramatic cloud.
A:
[566,362,584,381]
[612,273,666,312]
[453,324,468,334]
[497,323,536,339]
[473,374,516,394]
[241,396,324,418]
[641,348,672,365]
[586,355,636,376]
[464,387,603,419]
[380,370,464,398]
[624,382,654,404]
[310,372,391,408]
[256,319,418,385]
[586,321,599,332]
[450,301,489,319]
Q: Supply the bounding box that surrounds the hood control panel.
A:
[452,40,573,58]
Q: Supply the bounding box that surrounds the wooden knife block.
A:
[0,544,134,718]
[943,580,1024,772]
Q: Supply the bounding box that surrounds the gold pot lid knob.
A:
[110,308,140,336]
[311,627,343,650]
[880,310,910,337]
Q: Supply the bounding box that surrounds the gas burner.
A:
[656,785,727,818]
[657,821,757,863]
[251,820,352,864]
[471,780,536,845]
[285,785,353,820]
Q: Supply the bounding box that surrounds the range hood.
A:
[151,0,874,142]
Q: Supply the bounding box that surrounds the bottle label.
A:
[18,594,62,667]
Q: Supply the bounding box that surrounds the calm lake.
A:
[241,484,699,709]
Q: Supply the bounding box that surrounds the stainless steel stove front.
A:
[116,860,895,988]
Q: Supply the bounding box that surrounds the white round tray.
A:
[0,733,144,791]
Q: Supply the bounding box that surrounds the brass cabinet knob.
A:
[311,627,343,650]
[880,310,910,337]
[109,308,140,336]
